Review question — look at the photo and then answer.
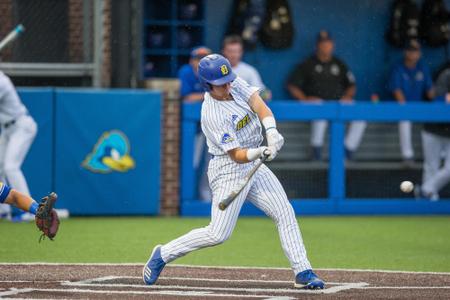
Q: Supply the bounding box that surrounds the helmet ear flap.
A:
[202,82,212,92]
[199,75,211,91]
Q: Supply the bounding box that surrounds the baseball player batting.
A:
[143,54,324,289]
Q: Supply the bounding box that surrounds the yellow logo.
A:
[82,130,135,173]
[220,65,229,75]
[236,114,250,131]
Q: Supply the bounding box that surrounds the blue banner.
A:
[54,89,161,215]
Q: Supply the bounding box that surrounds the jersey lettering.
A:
[236,114,250,131]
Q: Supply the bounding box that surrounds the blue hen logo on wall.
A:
[82,130,135,173]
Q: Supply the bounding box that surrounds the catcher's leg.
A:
[2,184,39,214]
[0,135,11,218]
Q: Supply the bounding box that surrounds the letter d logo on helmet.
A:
[220,65,229,75]
[198,54,236,91]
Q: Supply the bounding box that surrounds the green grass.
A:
[0,216,449,272]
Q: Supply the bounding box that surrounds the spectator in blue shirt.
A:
[178,46,212,102]
[178,46,212,201]
[388,40,434,167]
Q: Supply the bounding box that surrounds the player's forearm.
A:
[393,90,406,103]
[4,189,38,214]
[228,147,265,164]
[287,84,307,100]
[426,88,435,100]
[183,93,204,103]
[341,85,356,100]
[249,93,273,121]
[228,148,250,163]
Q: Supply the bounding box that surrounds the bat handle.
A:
[262,148,271,159]
[218,202,227,211]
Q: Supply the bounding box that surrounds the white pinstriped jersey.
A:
[0,71,27,124]
[201,77,262,156]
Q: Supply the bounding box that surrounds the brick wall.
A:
[161,98,180,215]
[68,0,84,63]
[145,79,181,216]
[68,0,111,86]
[101,0,111,87]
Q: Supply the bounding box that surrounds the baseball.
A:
[400,181,414,193]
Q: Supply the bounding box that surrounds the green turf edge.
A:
[0,216,449,272]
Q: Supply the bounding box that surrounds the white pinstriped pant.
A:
[421,131,450,197]
[0,115,37,216]
[161,157,312,275]
[399,121,414,159]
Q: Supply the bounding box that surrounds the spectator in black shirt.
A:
[287,30,366,160]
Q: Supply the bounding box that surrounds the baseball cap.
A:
[317,30,333,43]
[190,46,212,59]
[405,39,421,51]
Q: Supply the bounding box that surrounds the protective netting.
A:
[195,121,450,200]
[0,0,93,63]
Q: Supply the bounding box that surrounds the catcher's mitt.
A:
[35,192,60,242]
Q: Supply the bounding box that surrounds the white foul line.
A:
[0,288,33,297]
[62,281,348,294]
[71,275,123,284]
[322,282,369,294]
[70,275,352,286]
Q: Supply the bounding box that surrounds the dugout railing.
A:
[181,101,450,216]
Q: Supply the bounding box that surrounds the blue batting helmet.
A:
[198,54,236,91]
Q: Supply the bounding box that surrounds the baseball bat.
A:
[0,24,25,53]
[218,153,270,211]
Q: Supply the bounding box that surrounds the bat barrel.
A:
[16,24,25,34]
[0,24,25,52]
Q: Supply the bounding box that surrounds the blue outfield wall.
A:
[17,88,162,215]
[181,101,450,216]
[20,89,54,199]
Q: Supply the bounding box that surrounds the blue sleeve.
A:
[433,95,446,102]
[388,66,402,93]
[0,182,11,203]
[178,65,195,98]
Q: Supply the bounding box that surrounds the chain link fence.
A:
[0,0,110,87]
[1,0,93,63]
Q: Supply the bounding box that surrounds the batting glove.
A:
[260,146,277,161]
[246,146,277,162]
[266,129,284,152]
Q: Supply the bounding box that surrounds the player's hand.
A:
[266,129,284,152]
[340,98,353,104]
[260,146,277,161]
